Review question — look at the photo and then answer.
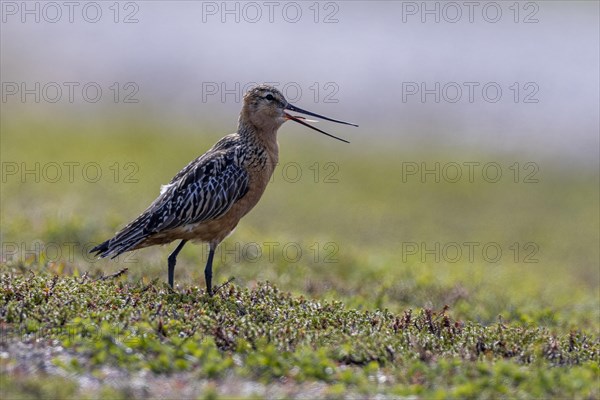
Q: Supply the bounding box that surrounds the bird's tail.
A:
[90,214,152,259]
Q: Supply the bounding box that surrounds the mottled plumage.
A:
[91,84,357,295]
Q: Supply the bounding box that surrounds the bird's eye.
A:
[265,94,274,101]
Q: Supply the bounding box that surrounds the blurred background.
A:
[2,1,598,160]
[1,1,598,329]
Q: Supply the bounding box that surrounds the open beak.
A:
[284,103,358,144]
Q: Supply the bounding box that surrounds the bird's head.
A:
[241,85,288,131]
[240,84,357,143]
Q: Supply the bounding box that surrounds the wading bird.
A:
[91,85,357,295]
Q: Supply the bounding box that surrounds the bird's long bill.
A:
[284,103,358,144]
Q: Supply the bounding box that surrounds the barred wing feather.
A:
[146,151,249,232]
[91,148,249,258]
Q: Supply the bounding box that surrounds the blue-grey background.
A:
[2,1,598,164]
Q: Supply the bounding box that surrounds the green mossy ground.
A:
[1,270,597,398]
[1,119,598,398]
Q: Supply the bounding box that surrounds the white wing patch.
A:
[160,183,175,195]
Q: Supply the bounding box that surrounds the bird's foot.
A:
[164,282,178,294]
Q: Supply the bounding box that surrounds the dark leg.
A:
[167,240,187,288]
[205,244,216,296]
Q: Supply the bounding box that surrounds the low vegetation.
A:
[1,119,598,398]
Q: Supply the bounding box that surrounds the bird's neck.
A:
[238,120,279,166]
